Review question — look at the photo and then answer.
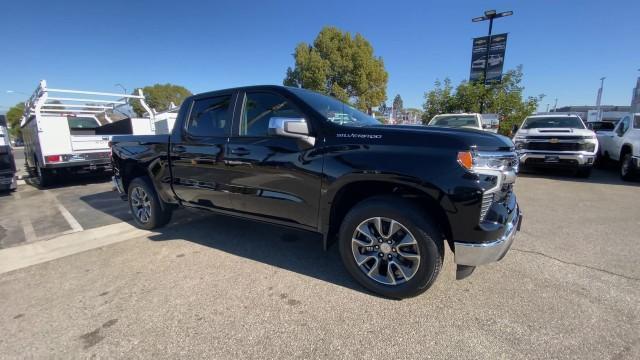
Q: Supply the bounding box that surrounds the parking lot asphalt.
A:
[0,169,639,359]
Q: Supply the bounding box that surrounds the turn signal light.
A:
[457,151,473,170]
[45,155,61,163]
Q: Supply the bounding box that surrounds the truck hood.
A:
[516,128,596,137]
[357,124,514,151]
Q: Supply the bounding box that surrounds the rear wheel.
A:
[338,196,443,299]
[128,177,172,230]
[35,159,53,188]
[620,153,636,181]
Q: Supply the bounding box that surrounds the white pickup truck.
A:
[427,113,499,133]
[596,113,640,180]
[513,114,598,177]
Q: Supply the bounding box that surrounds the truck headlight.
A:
[457,151,518,171]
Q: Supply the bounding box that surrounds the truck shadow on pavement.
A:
[146,212,368,295]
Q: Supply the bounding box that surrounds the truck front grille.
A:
[526,142,584,151]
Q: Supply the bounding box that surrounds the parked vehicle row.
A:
[110,85,522,299]
[427,113,499,133]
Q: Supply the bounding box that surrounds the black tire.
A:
[127,177,172,230]
[576,167,592,178]
[35,159,53,188]
[338,196,443,299]
[620,153,636,181]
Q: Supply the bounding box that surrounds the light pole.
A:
[596,77,605,120]
[553,98,558,112]
[472,9,513,113]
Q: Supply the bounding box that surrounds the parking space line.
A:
[13,190,38,243]
[43,190,84,233]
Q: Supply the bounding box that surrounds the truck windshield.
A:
[67,117,100,129]
[288,88,380,127]
[522,117,585,129]
[428,115,478,128]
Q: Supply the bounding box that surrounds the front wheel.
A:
[620,153,636,181]
[128,177,172,230]
[338,196,443,299]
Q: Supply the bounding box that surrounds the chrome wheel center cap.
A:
[380,243,392,254]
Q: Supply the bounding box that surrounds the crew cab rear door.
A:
[224,90,323,228]
[169,92,235,210]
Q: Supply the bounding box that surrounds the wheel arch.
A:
[620,143,633,159]
[321,177,453,251]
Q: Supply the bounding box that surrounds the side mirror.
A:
[268,117,315,146]
[511,124,519,133]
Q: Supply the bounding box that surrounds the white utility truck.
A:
[20,80,156,186]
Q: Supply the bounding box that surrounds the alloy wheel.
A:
[351,217,421,285]
[131,187,152,223]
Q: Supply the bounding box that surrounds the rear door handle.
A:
[173,145,187,153]
[230,147,250,156]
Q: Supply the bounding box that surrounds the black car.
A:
[110,86,521,298]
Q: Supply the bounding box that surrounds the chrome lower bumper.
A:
[518,151,595,166]
[454,206,522,266]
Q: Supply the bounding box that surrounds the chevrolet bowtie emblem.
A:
[549,138,559,143]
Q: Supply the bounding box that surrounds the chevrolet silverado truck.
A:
[513,114,598,177]
[596,113,640,180]
[110,86,522,298]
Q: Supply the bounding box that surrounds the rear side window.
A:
[187,95,232,137]
[634,115,640,129]
[240,92,304,137]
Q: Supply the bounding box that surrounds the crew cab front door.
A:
[170,93,235,210]
[611,116,631,160]
[224,90,323,228]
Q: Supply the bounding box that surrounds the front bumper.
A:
[518,151,595,167]
[454,204,522,266]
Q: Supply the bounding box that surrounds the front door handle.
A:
[230,147,251,156]
[173,145,187,153]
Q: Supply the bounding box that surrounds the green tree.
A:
[5,102,25,139]
[130,84,192,117]
[283,26,388,112]
[422,66,543,134]
[392,94,403,111]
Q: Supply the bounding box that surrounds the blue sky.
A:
[1,0,638,113]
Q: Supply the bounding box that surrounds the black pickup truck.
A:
[111,86,521,298]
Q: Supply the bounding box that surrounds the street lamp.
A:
[114,84,127,94]
[472,9,513,113]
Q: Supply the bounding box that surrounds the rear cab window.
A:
[186,95,232,137]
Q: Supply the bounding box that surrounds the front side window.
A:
[288,88,379,127]
[522,117,585,129]
[617,117,630,135]
[240,92,304,137]
[187,95,231,137]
